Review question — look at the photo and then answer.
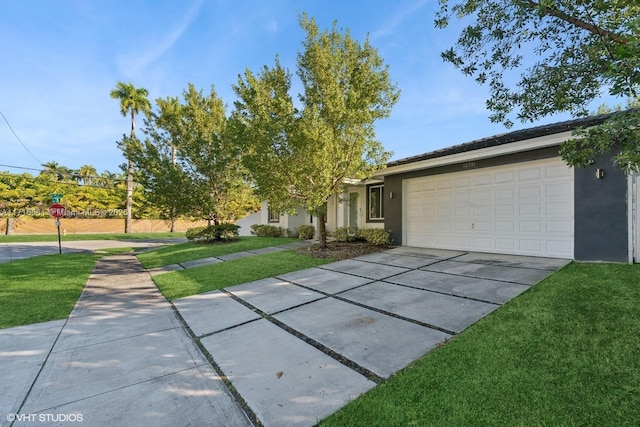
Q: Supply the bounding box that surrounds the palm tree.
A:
[110,82,151,233]
[41,161,73,181]
[78,164,98,186]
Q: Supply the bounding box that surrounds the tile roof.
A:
[387,112,617,168]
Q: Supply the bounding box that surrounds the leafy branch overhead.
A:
[436,0,640,171]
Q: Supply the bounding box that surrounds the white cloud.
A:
[117,0,204,78]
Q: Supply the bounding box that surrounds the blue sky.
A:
[0,0,610,176]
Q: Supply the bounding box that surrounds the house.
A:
[242,180,385,237]
[372,112,638,263]
[243,112,639,263]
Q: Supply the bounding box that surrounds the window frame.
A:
[268,208,280,223]
[367,184,384,221]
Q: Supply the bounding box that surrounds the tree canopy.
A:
[132,84,259,225]
[231,14,399,247]
[436,1,640,171]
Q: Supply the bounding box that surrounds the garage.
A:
[403,157,574,258]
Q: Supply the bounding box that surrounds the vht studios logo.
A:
[5,412,84,423]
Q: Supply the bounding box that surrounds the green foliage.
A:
[332,227,392,245]
[297,224,315,240]
[0,168,155,218]
[185,226,207,241]
[135,85,260,223]
[436,0,639,125]
[356,228,393,246]
[250,224,284,237]
[560,109,640,173]
[332,226,359,242]
[185,224,240,242]
[436,1,640,172]
[231,14,399,246]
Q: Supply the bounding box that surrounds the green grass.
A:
[320,262,640,426]
[0,253,101,329]
[0,232,184,243]
[137,236,298,268]
[153,250,333,300]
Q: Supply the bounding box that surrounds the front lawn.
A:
[153,250,333,300]
[137,236,298,268]
[320,262,640,426]
[0,253,102,328]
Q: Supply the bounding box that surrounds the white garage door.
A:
[404,157,574,258]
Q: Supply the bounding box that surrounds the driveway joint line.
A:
[167,297,262,427]
[380,279,503,306]
[220,288,385,384]
[417,268,535,287]
[273,278,459,336]
[50,326,182,354]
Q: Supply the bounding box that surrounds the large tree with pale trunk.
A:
[231,14,400,248]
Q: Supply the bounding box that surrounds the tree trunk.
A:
[317,213,327,249]
[170,144,177,232]
[125,159,133,233]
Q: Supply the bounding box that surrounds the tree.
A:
[77,164,98,186]
[435,1,640,171]
[133,84,259,226]
[110,82,151,232]
[231,14,399,247]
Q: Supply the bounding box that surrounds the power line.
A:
[0,109,42,166]
[0,163,127,183]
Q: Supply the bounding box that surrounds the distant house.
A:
[240,180,385,237]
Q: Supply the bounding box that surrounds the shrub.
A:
[333,226,359,242]
[357,228,393,246]
[297,224,315,240]
[250,224,284,237]
[186,224,240,242]
[185,226,207,241]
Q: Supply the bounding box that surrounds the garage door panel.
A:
[404,157,573,258]
[519,168,541,181]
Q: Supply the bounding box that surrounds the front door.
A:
[349,192,358,228]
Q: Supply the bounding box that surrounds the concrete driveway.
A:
[173,246,570,425]
[1,246,569,427]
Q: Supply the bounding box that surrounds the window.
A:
[268,208,280,223]
[368,185,384,220]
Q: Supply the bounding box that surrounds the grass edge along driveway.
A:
[152,249,333,300]
[320,262,640,427]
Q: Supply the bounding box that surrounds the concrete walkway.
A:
[0,239,186,264]
[1,246,570,427]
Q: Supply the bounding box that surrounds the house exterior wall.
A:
[384,146,560,246]
[574,153,628,262]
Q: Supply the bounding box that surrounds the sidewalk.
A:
[3,254,251,427]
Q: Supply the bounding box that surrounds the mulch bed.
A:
[297,241,392,261]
